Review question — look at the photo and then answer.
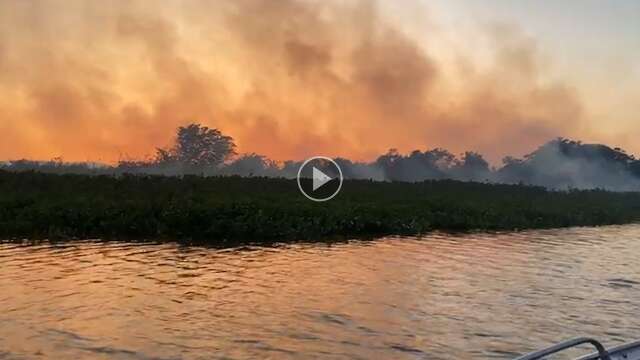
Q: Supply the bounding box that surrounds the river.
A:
[2,225,640,359]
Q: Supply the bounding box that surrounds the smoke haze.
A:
[0,0,603,164]
[5,136,640,191]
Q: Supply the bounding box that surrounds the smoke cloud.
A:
[0,0,597,164]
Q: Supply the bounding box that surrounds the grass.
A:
[1,170,640,245]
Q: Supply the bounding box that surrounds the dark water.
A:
[2,225,640,360]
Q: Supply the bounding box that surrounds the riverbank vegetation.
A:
[1,170,639,244]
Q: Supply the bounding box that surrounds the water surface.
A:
[2,225,640,359]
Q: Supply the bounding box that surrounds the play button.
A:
[312,167,332,191]
[297,156,343,202]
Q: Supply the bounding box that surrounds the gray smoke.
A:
[3,138,640,191]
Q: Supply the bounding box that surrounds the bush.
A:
[0,171,639,245]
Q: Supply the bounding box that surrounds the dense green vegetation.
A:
[1,170,639,245]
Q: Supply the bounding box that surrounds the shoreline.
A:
[2,171,640,245]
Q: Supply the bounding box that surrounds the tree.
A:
[155,123,236,169]
[452,152,490,181]
[223,153,280,177]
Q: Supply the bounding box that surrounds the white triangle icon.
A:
[312,167,332,191]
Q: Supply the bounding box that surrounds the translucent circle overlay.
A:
[296,156,343,202]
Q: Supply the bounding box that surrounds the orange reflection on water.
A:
[1,225,640,359]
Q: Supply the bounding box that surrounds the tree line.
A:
[3,123,640,191]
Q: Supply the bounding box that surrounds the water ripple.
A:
[1,225,640,359]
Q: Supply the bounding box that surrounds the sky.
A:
[0,0,638,164]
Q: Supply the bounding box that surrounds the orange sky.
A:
[0,0,637,164]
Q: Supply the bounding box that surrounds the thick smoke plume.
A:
[0,0,593,164]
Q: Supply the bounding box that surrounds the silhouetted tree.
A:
[452,151,490,180]
[155,123,237,170]
[223,153,279,177]
[376,148,455,181]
